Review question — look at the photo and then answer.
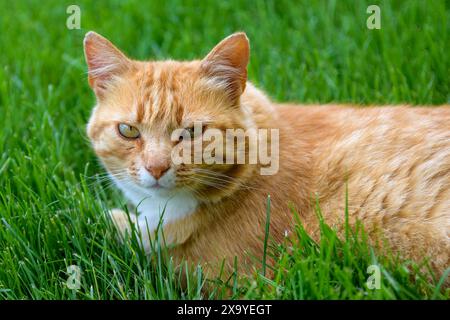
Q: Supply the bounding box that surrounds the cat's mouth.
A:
[133,166,177,191]
[140,179,175,192]
[150,182,163,189]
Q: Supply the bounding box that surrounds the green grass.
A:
[0,0,448,299]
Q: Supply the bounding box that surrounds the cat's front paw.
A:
[109,208,137,240]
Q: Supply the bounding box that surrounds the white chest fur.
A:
[112,178,198,232]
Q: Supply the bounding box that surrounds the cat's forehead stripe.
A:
[136,65,154,123]
[134,63,184,127]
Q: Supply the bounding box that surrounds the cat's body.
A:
[84,32,450,281]
[163,91,450,277]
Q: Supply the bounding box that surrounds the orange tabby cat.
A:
[84,31,450,282]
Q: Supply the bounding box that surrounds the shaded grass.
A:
[247,202,448,300]
[0,0,448,299]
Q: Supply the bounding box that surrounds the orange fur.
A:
[84,32,450,282]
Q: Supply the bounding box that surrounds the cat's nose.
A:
[145,164,170,180]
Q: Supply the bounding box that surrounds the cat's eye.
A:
[178,127,193,142]
[186,126,195,139]
[178,125,206,141]
[118,123,140,139]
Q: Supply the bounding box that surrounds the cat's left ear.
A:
[201,32,250,101]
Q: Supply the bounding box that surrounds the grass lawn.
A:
[0,0,448,299]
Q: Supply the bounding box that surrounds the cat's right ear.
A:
[83,31,131,98]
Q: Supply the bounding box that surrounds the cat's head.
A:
[84,32,254,201]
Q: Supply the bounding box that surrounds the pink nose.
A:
[145,164,170,180]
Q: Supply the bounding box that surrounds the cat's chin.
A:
[139,180,174,191]
[112,177,176,199]
[147,186,174,197]
[139,183,175,196]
